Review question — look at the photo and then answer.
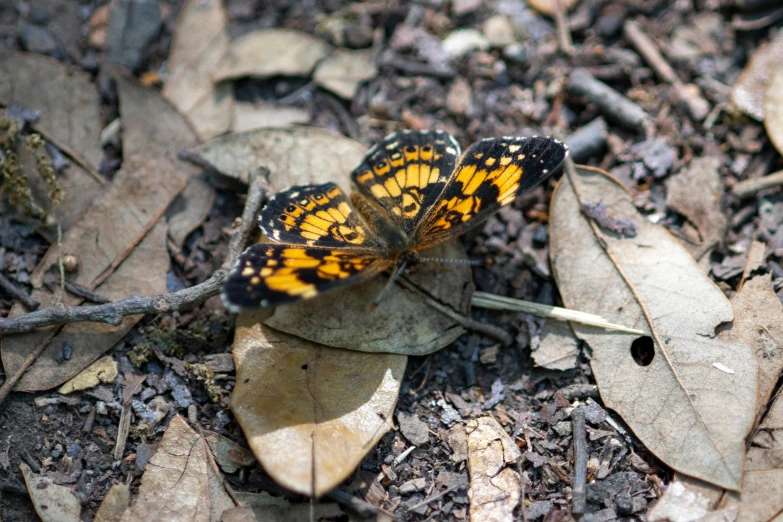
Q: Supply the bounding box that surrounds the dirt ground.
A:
[1,0,782,520]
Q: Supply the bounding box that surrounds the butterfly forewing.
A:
[414,136,568,247]
[259,183,384,249]
[350,130,461,235]
[222,243,392,310]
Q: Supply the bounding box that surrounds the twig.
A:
[571,406,588,516]
[0,169,267,336]
[566,117,607,162]
[554,0,574,56]
[56,222,65,302]
[64,280,111,303]
[566,68,652,135]
[0,272,39,310]
[113,403,132,461]
[731,169,783,199]
[380,51,455,79]
[732,6,783,31]
[326,489,379,518]
[29,123,105,185]
[395,277,514,346]
[623,20,710,121]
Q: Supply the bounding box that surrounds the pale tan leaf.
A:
[549,165,757,490]
[466,417,523,522]
[204,431,256,474]
[313,49,378,99]
[120,415,235,522]
[0,51,103,169]
[231,313,406,496]
[184,126,364,191]
[163,0,232,140]
[526,0,579,16]
[20,462,81,522]
[221,503,344,522]
[732,31,783,121]
[764,65,783,157]
[531,318,579,371]
[648,481,724,522]
[94,483,130,522]
[213,29,332,82]
[231,102,310,133]
[58,355,118,394]
[265,239,472,355]
[166,177,216,247]
[730,273,783,416]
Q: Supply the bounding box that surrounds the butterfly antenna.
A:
[418,257,484,266]
[369,260,408,311]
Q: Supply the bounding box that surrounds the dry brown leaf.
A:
[163,0,232,140]
[466,417,523,522]
[531,318,580,371]
[120,415,235,522]
[166,177,216,247]
[204,430,256,474]
[212,29,332,82]
[526,0,579,16]
[313,49,378,99]
[231,102,310,132]
[266,240,472,354]
[730,273,783,417]
[232,312,406,496]
[666,156,726,256]
[184,126,364,190]
[0,52,104,232]
[221,503,344,522]
[2,71,195,391]
[0,51,103,169]
[764,65,783,157]
[94,483,130,522]
[549,165,757,491]
[732,30,783,121]
[20,462,81,522]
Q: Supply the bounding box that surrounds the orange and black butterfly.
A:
[221,130,568,310]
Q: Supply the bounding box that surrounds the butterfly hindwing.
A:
[415,136,568,247]
[221,243,392,310]
[350,130,461,235]
[259,183,383,249]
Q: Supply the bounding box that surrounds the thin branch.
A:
[0,272,39,310]
[0,169,268,336]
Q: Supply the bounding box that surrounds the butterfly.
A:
[221,130,568,311]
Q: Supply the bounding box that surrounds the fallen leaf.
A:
[204,431,256,474]
[2,71,195,391]
[531,318,580,371]
[549,165,757,491]
[647,481,721,522]
[466,417,523,522]
[94,483,130,522]
[231,102,310,133]
[212,29,332,82]
[265,239,472,355]
[313,48,377,99]
[184,126,364,190]
[526,0,579,16]
[732,30,783,121]
[666,156,726,256]
[166,177,216,247]
[0,51,104,231]
[231,312,406,496]
[729,273,783,417]
[764,65,783,157]
[20,462,81,522]
[58,355,118,393]
[221,503,344,522]
[163,0,232,140]
[120,415,235,522]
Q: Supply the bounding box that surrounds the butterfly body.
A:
[222,130,568,311]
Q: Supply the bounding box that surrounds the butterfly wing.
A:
[259,182,385,249]
[414,136,568,247]
[350,130,462,235]
[221,243,393,310]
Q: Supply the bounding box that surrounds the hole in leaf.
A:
[301,364,308,370]
[630,336,655,366]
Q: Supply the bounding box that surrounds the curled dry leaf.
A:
[232,312,406,496]
[231,102,310,133]
[313,48,378,99]
[212,29,332,82]
[163,0,232,140]
[549,165,757,491]
[1,70,195,391]
[0,51,103,231]
[531,318,580,371]
[20,462,81,522]
[166,177,216,248]
[764,65,783,157]
[184,126,364,190]
[466,417,523,522]
[731,30,783,121]
[204,430,256,474]
[120,415,235,522]
[94,483,130,522]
